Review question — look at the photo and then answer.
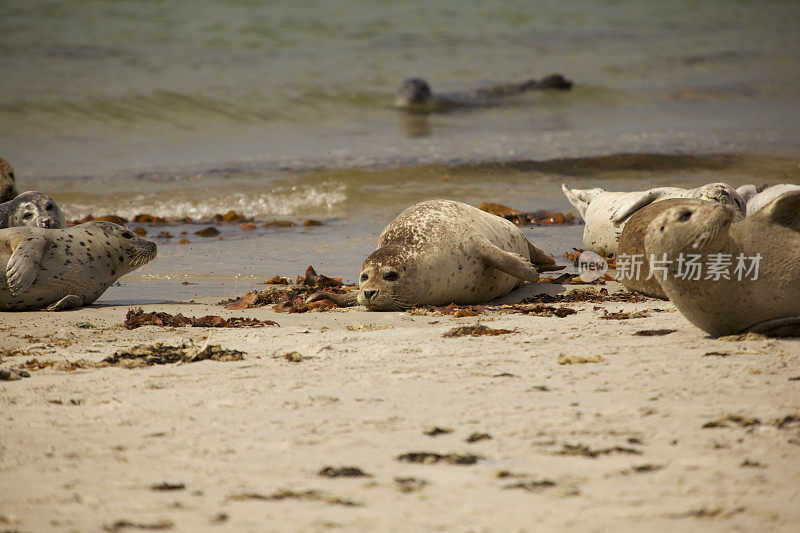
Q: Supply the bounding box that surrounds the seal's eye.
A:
[45,203,53,210]
[122,231,134,239]
[8,172,14,179]
[383,271,398,281]
[677,210,692,222]
[360,273,369,282]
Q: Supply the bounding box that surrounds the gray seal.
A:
[311,200,563,311]
[0,158,18,203]
[395,74,573,112]
[0,191,67,229]
[643,191,800,336]
[1,221,157,311]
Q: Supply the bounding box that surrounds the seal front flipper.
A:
[47,295,84,311]
[609,191,662,223]
[474,239,540,283]
[757,190,800,231]
[5,235,48,294]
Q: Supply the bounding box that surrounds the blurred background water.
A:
[1,0,798,301]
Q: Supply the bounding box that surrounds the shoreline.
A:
[2,282,798,531]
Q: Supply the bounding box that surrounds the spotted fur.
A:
[0,222,157,311]
[356,200,560,311]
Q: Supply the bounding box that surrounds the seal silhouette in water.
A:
[0,221,157,311]
[395,74,573,112]
[309,200,563,311]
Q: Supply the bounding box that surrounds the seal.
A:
[0,157,18,203]
[0,191,67,229]
[395,73,573,112]
[616,198,713,299]
[744,183,800,216]
[0,221,157,311]
[310,200,563,310]
[562,182,745,255]
[643,191,800,337]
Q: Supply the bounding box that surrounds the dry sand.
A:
[1,281,799,532]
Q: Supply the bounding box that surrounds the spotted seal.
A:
[0,191,67,229]
[562,183,746,255]
[0,221,157,311]
[0,158,18,203]
[644,191,800,336]
[310,200,563,311]
[395,74,573,112]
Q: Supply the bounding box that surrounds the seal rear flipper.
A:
[46,295,84,311]
[746,316,800,337]
[305,290,359,308]
[561,184,593,219]
[475,240,540,283]
[526,241,565,272]
[758,190,800,232]
[5,234,47,294]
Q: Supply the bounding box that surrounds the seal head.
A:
[396,78,433,108]
[0,158,18,203]
[644,192,800,336]
[1,191,67,229]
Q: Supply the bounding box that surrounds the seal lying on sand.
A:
[0,158,18,203]
[309,200,563,311]
[743,183,800,216]
[644,191,800,337]
[0,222,157,311]
[617,198,713,299]
[0,191,67,229]
[562,183,745,255]
[395,74,573,112]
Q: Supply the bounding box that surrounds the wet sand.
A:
[1,282,798,532]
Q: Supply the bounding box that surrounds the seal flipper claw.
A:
[475,240,540,283]
[6,235,48,294]
[46,295,84,311]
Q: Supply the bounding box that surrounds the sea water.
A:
[1,0,798,303]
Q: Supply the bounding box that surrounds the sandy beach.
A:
[1,280,798,532]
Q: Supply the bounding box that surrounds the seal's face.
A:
[84,222,158,272]
[646,202,734,256]
[10,192,66,229]
[357,247,422,311]
[692,183,746,220]
[395,78,433,108]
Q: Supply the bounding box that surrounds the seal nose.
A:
[363,289,378,300]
